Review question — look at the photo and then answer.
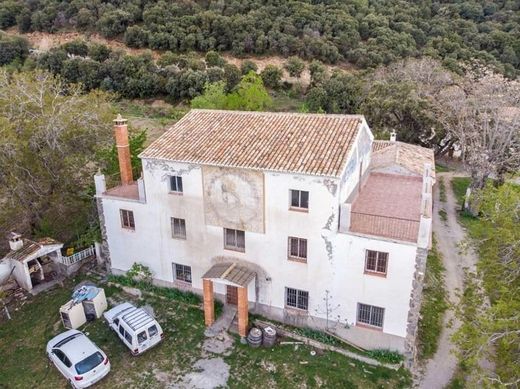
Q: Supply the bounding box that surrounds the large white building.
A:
[95,110,434,362]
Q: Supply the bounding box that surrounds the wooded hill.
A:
[0,0,519,77]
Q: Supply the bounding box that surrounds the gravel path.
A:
[418,173,478,389]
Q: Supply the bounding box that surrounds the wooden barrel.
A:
[262,326,277,346]
[247,327,263,348]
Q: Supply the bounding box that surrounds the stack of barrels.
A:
[247,327,263,348]
[262,326,277,347]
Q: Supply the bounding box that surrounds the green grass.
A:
[0,277,411,388]
[438,208,448,222]
[417,238,448,360]
[435,163,451,173]
[451,177,471,207]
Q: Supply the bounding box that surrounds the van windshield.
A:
[75,351,104,375]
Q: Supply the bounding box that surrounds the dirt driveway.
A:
[417,173,478,388]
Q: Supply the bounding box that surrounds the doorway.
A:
[226,285,238,305]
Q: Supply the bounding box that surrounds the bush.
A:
[62,40,88,56]
[285,56,305,77]
[205,50,226,67]
[365,349,404,364]
[0,33,29,66]
[240,60,258,75]
[260,64,283,89]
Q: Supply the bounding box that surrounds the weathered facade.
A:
[95,110,434,358]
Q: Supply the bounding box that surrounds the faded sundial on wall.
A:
[203,166,265,233]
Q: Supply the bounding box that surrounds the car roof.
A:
[121,307,155,332]
[58,333,100,364]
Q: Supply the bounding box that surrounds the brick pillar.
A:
[203,279,215,326]
[237,286,248,338]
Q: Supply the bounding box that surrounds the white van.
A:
[103,302,164,355]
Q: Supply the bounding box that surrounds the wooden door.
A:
[226,285,238,305]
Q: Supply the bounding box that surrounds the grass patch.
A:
[435,163,451,172]
[451,177,471,208]
[438,177,447,202]
[438,208,448,222]
[417,237,448,360]
[0,276,410,388]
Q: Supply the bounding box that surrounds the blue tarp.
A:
[72,285,99,304]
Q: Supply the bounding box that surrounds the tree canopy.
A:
[1,0,519,76]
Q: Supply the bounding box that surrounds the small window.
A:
[148,325,158,337]
[169,176,183,193]
[137,331,148,345]
[120,209,135,230]
[224,228,245,252]
[365,250,388,276]
[118,325,125,337]
[173,263,192,284]
[357,303,385,329]
[124,331,132,345]
[171,217,187,239]
[288,237,307,262]
[285,287,309,311]
[114,318,119,326]
[290,190,309,210]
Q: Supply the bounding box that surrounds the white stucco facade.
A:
[96,115,433,355]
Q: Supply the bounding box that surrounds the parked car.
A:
[46,329,110,388]
[104,302,164,355]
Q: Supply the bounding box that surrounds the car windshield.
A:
[74,351,104,375]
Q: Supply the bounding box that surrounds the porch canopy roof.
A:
[202,262,255,287]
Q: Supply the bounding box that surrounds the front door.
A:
[226,285,238,305]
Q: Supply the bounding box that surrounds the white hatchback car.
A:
[46,329,110,388]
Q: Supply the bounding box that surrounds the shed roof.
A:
[372,140,435,177]
[140,110,364,177]
[4,238,62,262]
[202,262,256,287]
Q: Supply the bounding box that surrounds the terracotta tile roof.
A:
[371,140,435,177]
[104,183,139,200]
[140,110,364,177]
[5,238,61,262]
[350,173,423,242]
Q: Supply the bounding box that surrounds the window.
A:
[148,325,158,337]
[224,228,245,252]
[169,176,183,193]
[357,303,385,329]
[285,287,309,311]
[290,190,309,210]
[137,331,148,345]
[120,209,135,230]
[124,331,132,345]
[118,325,125,337]
[365,250,388,275]
[171,217,186,239]
[288,237,307,262]
[173,263,192,284]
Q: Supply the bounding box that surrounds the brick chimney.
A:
[113,114,133,185]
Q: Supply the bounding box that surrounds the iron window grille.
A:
[285,287,309,311]
[357,303,385,328]
[171,217,187,239]
[173,263,192,284]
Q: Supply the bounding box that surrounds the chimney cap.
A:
[113,114,127,125]
[390,130,397,142]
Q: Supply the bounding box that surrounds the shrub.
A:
[240,60,258,75]
[260,64,283,89]
[284,56,305,77]
[205,50,226,67]
[0,33,29,66]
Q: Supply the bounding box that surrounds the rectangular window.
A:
[173,263,192,284]
[290,190,309,210]
[224,228,245,252]
[285,287,309,311]
[169,176,183,193]
[120,209,135,230]
[357,303,385,329]
[171,217,186,239]
[288,237,307,262]
[365,250,388,275]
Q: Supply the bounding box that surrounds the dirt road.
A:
[418,173,478,388]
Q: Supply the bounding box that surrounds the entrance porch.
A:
[202,262,256,338]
